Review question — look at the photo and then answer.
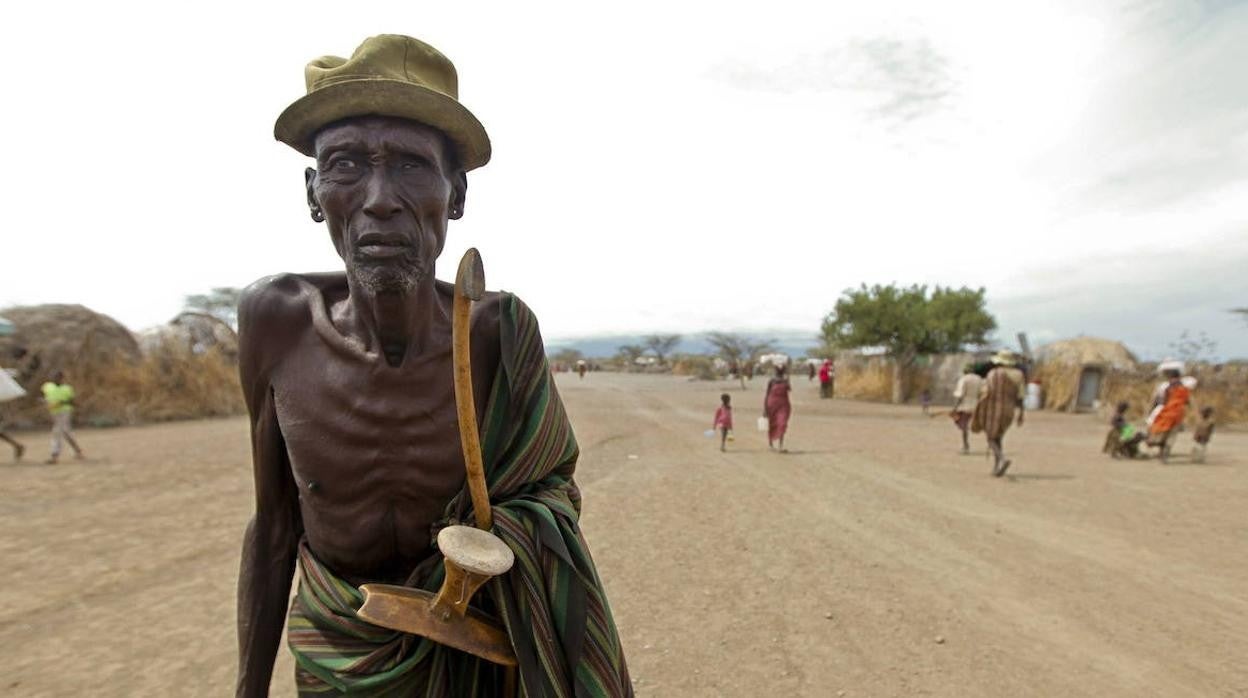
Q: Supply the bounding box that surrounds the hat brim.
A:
[274,78,491,170]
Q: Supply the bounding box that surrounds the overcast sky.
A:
[2,0,1245,359]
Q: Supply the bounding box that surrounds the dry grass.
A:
[832,361,895,402]
[1031,362,1083,412]
[828,356,947,403]
[670,355,717,380]
[2,337,243,428]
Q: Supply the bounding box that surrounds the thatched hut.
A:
[1034,337,1138,411]
[141,311,239,360]
[0,304,140,380]
[0,304,143,427]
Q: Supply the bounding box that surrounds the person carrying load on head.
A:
[1146,368,1190,463]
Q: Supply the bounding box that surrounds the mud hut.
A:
[0,304,142,426]
[0,304,140,379]
[144,311,239,360]
[1034,337,1138,411]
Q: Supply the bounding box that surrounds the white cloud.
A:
[1,0,1245,358]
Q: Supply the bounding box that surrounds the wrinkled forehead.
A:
[313,115,455,164]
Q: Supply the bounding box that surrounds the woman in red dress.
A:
[763,364,792,452]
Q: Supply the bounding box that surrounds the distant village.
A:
[1,301,1243,430]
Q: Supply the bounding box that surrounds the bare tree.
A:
[743,339,777,363]
[616,344,645,371]
[1169,330,1219,365]
[642,334,682,366]
[705,332,776,388]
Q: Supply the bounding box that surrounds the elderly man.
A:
[236,35,630,697]
[972,350,1025,476]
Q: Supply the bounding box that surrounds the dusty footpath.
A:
[1,372,1244,696]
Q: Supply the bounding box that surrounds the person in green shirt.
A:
[41,371,84,464]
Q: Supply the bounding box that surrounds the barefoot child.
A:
[1103,401,1144,459]
[1192,406,1216,462]
[713,393,734,452]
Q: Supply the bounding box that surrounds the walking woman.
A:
[763,364,792,452]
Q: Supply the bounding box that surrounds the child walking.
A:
[1192,407,1216,463]
[712,393,733,452]
[42,370,84,464]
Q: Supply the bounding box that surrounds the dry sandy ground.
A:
[1,373,1244,697]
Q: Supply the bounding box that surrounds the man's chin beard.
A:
[348,258,425,294]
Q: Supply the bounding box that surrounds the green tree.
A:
[642,334,682,366]
[820,284,996,403]
[183,287,243,329]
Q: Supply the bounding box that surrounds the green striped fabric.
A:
[286,294,632,696]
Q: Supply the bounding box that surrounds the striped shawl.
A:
[287,294,631,697]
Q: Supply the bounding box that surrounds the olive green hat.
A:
[274,34,491,170]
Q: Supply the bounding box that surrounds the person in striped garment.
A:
[971,350,1026,477]
[236,36,630,697]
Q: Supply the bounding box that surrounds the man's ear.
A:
[448,171,467,220]
[305,167,324,222]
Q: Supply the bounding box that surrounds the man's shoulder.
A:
[238,272,345,332]
[237,273,348,377]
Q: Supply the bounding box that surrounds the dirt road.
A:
[2,373,1244,696]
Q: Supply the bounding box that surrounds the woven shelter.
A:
[144,314,240,362]
[0,305,143,427]
[0,304,139,379]
[1034,337,1138,412]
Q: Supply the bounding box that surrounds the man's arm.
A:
[235,279,304,698]
[1016,372,1026,426]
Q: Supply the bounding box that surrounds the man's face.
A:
[309,116,465,294]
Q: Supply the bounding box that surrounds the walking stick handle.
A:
[453,248,492,531]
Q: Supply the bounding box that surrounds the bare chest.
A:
[272,349,469,508]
